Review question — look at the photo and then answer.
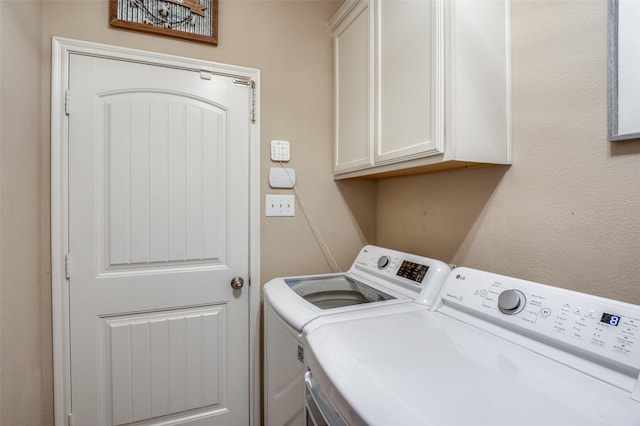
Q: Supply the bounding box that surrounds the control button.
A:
[479,289,488,297]
[498,289,526,315]
[377,255,391,270]
[540,307,552,317]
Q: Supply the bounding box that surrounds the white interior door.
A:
[67,52,251,426]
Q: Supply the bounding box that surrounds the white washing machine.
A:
[304,267,640,425]
[263,245,451,426]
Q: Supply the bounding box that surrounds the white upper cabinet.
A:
[332,0,374,173]
[376,0,443,165]
[329,0,511,179]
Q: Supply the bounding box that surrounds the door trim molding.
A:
[51,37,261,426]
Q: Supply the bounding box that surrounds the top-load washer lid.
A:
[306,309,640,426]
[285,275,395,309]
[305,267,640,426]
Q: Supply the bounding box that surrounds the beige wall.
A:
[1,0,47,424]
[378,0,640,306]
[4,0,640,423]
[0,0,375,423]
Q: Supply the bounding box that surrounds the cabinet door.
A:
[333,0,374,174]
[375,0,444,165]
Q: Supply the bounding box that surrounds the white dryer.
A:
[304,267,640,425]
[263,245,451,426]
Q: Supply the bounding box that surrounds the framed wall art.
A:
[608,0,640,141]
[109,0,219,46]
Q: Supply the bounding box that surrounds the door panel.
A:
[103,93,227,268]
[68,53,250,426]
[104,306,227,425]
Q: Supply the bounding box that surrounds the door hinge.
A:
[67,413,73,426]
[65,90,70,115]
[65,253,70,280]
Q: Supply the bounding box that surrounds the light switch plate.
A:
[266,194,295,216]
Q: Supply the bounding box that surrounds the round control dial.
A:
[377,255,391,270]
[498,289,526,315]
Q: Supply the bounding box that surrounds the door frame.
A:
[51,37,261,426]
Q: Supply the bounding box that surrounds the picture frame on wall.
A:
[109,0,219,46]
[608,0,640,141]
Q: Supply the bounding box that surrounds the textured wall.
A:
[1,1,47,424]
[1,0,375,423]
[377,0,640,305]
[7,1,636,424]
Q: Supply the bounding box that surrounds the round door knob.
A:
[498,289,526,315]
[230,277,244,290]
[377,255,391,269]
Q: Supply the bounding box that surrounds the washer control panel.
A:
[440,267,640,372]
[351,245,451,305]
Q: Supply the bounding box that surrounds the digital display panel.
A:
[396,260,429,284]
[600,312,621,326]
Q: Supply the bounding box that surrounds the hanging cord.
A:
[279,162,342,273]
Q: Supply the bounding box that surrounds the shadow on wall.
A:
[335,179,378,245]
[610,138,640,156]
[376,165,510,262]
